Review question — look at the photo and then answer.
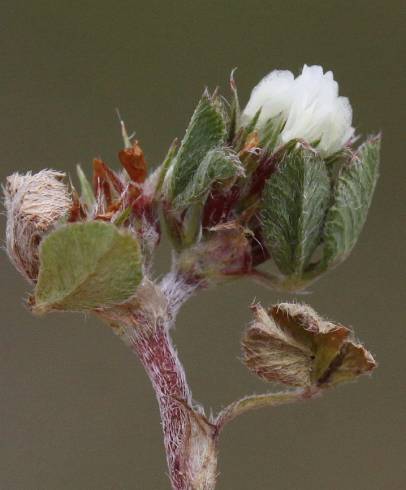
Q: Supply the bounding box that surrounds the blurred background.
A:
[0,1,405,489]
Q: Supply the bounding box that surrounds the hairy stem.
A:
[101,277,217,490]
[131,325,194,489]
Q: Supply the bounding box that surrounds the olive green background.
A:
[1,1,404,489]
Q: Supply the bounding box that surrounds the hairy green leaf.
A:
[34,221,142,313]
[322,135,380,268]
[174,148,244,208]
[260,145,330,276]
[170,93,226,198]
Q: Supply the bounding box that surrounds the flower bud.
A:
[4,170,71,283]
[242,65,354,156]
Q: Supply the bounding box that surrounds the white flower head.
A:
[242,65,354,156]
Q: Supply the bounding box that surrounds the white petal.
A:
[242,70,294,126]
[242,64,354,156]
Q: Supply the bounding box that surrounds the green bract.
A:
[34,221,142,313]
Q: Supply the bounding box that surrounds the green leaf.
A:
[34,221,142,313]
[321,135,380,268]
[174,148,244,208]
[76,164,95,208]
[170,93,226,198]
[260,145,330,276]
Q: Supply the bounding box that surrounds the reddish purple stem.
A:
[131,325,192,490]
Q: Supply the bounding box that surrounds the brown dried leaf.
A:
[243,304,314,386]
[93,158,112,205]
[242,302,376,388]
[118,141,147,183]
[270,304,350,384]
[67,190,86,223]
[322,342,376,386]
[93,158,124,211]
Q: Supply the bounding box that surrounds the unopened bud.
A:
[4,170,71,283]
